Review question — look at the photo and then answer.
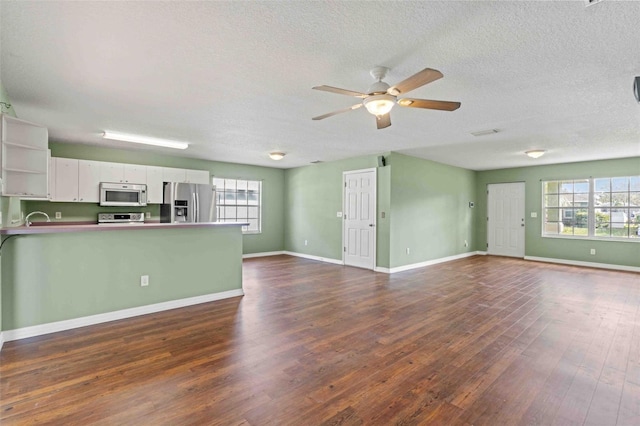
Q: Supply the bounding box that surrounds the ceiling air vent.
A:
[585,0,605,6]
[471,129,499,137]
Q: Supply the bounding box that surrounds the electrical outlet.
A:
[464,240,468,247]
[590,249,596,255]
[55,212,62,219]
[145,211,151,219]
[406,248,410,254]
[304,240,308,246]
[140,275,149,287]
[381,212,386,218]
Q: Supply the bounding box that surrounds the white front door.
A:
[343,169,376,270]
[487,182,525,257]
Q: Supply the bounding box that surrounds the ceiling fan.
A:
[312,66,460,129]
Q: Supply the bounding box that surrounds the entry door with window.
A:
[343,169,376,270]
[487,182,525,257]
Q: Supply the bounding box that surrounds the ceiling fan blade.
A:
[312,103,363,120]
[388,68,443,95]
[376,113,391,129]
[397,98,461,111]
[312,85,367,98]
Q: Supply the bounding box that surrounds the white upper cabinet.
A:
[49,156,208,204]
[53,157,79,202]
[100,162,147,184]
[0,114,49,198]
[146,166,164,204]
[78,160,101,202]
[186,169,210,184]
[162,167,209,184]
[162,167,186,183]
[123,164,146,184]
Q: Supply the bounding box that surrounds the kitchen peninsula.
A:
[0,222,246,340]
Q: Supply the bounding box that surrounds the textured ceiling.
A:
[1,1,639,170]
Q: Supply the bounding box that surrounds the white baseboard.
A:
[283,251,344,265]
[524,256,640,273]
[243,251,285,259]
[1,289,244,344]
[0,332,4,351]
[377,251,483,274]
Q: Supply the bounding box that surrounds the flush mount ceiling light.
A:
[102,131,189,150]
[269,152,286,160]
[526,150,546,159]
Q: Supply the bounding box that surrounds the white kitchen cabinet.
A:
[54,157,79,202]
[186,169,210,184]
[123,164,146,184]
[162,167,209,184]
[162,167,186,183]
[100,162,147,184]
[48,153,56,200]
[100,162,123,183]
[78,160,101,202]
[0,114,49,199]
[146,165,164,204]
[49,156,209,204]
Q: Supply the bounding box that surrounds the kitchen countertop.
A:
[0,221,250,235]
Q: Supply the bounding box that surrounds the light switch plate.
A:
[531,212,538,218]
[55,212,62,219]
[337,212,343,218]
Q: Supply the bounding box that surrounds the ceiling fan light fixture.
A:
[102,131,189,150]
[269,152,286,160]
[363,94,395,116]
[526,150,546,159]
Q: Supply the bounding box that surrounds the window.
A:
[213,177,262,233]
[543,176,640,240]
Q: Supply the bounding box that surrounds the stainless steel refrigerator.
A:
[160,182,217,223]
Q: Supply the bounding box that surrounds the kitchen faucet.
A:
[25,211,51,227]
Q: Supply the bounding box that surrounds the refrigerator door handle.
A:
[195,192,200,222]
[192,192,197,222]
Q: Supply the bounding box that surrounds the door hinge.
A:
[344,247,346,252]
[487,243,489,248]
[344,182,347,188]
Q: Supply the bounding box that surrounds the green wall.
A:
[284,154,392,266]
[2,226,243,330]
[27,142,286,255]
[388,153,476,268]
[475,157,640,267]
[283,152,476,270]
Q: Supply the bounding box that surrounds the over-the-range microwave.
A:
[99,182,147,207]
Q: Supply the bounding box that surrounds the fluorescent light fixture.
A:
[363,94,395,116]
[269,152,286,160]
[102,131,189,150]
[526,150,546,159]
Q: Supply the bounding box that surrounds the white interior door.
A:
[487,182,525,257]
[343,169,376,270]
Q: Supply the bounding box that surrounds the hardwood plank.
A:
[1,255,638,424]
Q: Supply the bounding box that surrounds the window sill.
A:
[542,234,640,243]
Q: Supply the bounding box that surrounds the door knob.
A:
[369,224,375,227]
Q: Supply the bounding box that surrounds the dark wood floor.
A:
[1,255,639,425]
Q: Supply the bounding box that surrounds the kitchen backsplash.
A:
[24,201,161,223]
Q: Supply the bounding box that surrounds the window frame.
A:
[213,177,262,234]
[541,176,640,242]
